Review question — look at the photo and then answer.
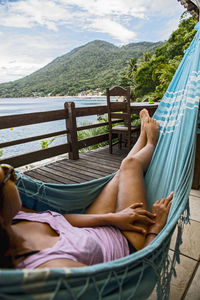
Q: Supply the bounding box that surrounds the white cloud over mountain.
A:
[0,0,184,41]
[0,0,185,82]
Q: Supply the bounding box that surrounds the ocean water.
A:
[0,97,107,159]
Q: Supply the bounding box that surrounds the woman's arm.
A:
[64,203,156,234]
[64,212,113,227]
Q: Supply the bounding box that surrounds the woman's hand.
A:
[109,203,156,234]
[148,192,173,235]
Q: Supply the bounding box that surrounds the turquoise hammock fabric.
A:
[1,23,200,300]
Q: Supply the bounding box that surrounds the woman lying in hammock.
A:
[0,109,173,269]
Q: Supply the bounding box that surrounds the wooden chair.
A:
[106,86,140,154]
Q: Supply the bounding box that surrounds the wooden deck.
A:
[24,146,127,183]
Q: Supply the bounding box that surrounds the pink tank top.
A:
[13,211,130,269]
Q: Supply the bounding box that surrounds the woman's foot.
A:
[145,117,159,146]
[136,109,150,146]
[140,109,150,132]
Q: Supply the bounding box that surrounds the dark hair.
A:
[0,186,15,268]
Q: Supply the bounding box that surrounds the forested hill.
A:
[0,40,163,97]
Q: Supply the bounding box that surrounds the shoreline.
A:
[0,95,107,100]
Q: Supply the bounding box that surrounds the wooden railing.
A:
[0,102,124,168]
[1,101,199,190]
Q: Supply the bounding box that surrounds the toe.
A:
[140,109,149,119]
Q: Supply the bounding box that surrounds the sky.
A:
[0,0,186,83]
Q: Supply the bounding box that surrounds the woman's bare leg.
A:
[86,109,150,214]
[127,109,149,157]
[117,118,159,250]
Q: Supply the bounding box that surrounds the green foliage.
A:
[135,55,167,98]
[0,148,4,157]
[0,41,163,98]
[40,138,56,149]
[77,115,109,152]
[156,17,197,59]
[131,114,141,126]
[122,17,197,101]
[127,58,137,81]
[152,56,182,97]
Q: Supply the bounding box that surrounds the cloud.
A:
[0,0,185,83]
[88,18,137,44]
[59,0,183,19]
[158,17,182,41]
[0,60,43,83]
[0,32,73,82]
[60,0,147,18]
[146,0,184,17]
[0,0,74,31]
[0,0,185,25]
[0,0,148,45]
[0,0,140,44]
[0,0,184,42]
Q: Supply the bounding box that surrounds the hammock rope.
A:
[0,22,199,300]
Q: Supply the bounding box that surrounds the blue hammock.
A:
[1,23,200,300]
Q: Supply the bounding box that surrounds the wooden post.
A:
[192,129,200,189]
[192,105,200,189]
[65,102,79,160]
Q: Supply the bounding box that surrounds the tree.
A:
[121,17,197,100]
[135,56,167,98]
[152,56,182,98]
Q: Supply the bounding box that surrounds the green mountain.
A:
[0,40,163,97]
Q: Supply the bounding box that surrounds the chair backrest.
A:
[106,86,131,128]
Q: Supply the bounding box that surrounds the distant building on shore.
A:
[78,89,103,97]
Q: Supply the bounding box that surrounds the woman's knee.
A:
[120,156,141,172]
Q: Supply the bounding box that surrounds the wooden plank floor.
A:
[24,146,127,183]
